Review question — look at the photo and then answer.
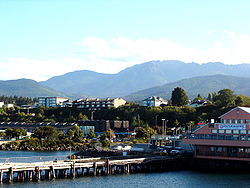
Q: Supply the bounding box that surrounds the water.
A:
[1,151,250,188]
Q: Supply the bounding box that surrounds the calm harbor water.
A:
[1,151,250,188]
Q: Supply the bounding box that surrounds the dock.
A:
[0,155,189,183]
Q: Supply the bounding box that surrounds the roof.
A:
[219,106,250,118]
[239,107,250,114]
[143,96,166,102]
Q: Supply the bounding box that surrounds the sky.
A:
[1,0,250,81]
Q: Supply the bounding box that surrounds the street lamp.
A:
[162,119,165,136]
[91,111,95,120]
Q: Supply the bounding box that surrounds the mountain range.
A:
[0,79,65,98]
[41,60,250,98]
[124,75,250,101]
[0,61,250,100]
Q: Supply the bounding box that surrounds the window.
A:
[226,130,232,134]
[217,147,222,152]
[218,135,225,140]
[246,148,250,153]
[221,119,226,123]
[205,134,211,139]
[211,135,217,139]
[240,130,246,134]
[248,137,250,141]
[210,147,215,152]
[227,119,231,123]
[218,130,225,134]
[233,135,239,140]
[225,135,232,140]
[248,130,250,134]
[240,135,246,141]
[223,147,227,152]
[233,130,239,134]
[233,119,237,124]
[239,148,244,152]
[238,119,243,124]
[211,129,217,134]
[246,119,249,123]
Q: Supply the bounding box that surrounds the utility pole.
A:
[155,115,159,127]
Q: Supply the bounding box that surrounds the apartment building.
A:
[38,97,69,107]
[72,98,126,110]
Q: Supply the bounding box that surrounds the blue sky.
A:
[1,0,250,81]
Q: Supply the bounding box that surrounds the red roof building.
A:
[182,106,250,161]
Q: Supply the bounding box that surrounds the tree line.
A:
[0,95,38,106]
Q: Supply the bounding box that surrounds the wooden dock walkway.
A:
[0,156,189,183]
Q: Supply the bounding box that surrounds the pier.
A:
[0,155,189,183]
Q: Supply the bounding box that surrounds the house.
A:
[0,102,4,108]
[38,97,69,107]
[72,98,126,110]
[182,106,250,161]
[6,104,14,108]
[142,96,168,107]
[188,100,209,108]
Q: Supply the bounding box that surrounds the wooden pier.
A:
[0,156,189,183]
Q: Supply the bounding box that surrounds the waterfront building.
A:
[142,96,168,107]
[72,98,126,110]
[38,97,69,107]
[182,106,250,161]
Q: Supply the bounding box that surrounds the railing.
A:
[183,134,249,141]
[0,155,69,163]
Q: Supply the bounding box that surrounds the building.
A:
[78,120,129,136]
[182,106,250,161]
[142,96,168,107]
[6,104,14,108]
[0,102,4,108]
[72,98,126,110]
[38,97,69,107]
[0,122,77,133]
[188,100,209,108]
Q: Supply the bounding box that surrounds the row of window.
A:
[209,147,250,153]
[191,134,250,141]
[221,119,249,124]
[79,101,113,104]
[211,129,249,134]
[77,104,112,108]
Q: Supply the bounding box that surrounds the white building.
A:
[142,96,168,107]
[0,102,4,108]
[38,97,69,107]
[6,104,14,108]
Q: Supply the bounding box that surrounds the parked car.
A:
[121,144,132,151]
[170,148,185,156]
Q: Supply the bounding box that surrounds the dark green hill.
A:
[41,61,250,98]
[125,75,250,101]
[0,79,66,97]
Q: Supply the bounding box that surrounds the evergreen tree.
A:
[171,87,189,106]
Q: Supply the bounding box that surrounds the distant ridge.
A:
[0,79,66,98]
[41,60,250,98]
[124,75,250,101]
